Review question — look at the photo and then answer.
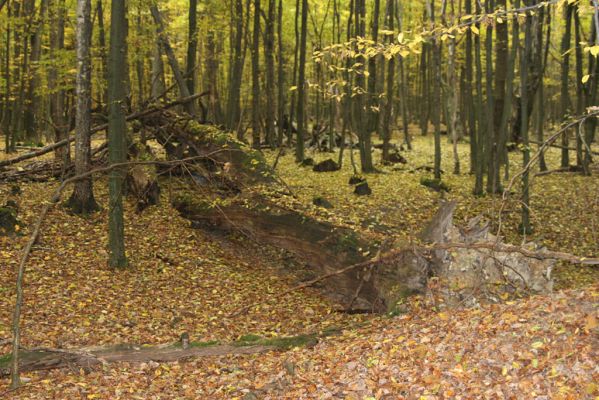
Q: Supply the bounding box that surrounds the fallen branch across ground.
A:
[230,239,599,317]
[0,343,277,376]
[0,92,209,169]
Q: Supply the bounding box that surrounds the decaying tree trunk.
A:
[0,343,276,377]
[174,182,555,312]
[126,166,160,212]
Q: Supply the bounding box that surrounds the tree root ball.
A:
[0,204,18,235]
[354,181,372,196]
[313,159,339,172]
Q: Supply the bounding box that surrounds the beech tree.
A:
[67,0,99,214]
[107,0,128,268]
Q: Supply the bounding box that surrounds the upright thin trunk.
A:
[107,0,128,268]
[251,0,261,148]
[520,9,532,235]
[25,0,48,141]
[497,0,520,178]
[429,0,441,180]
[355,0,374,172]
[186,0,198,96]
[366,0,380,135]
[296,0,308,161]
[473,1,484,195]
[574,9,584,168]
[50,0,69,165]
[465,0,476,175]
[559,4,574,168]
[226,0,244,131]
[96,0,108,108]
[2,1,11,153]
[276,0,285,145]
[205,30,223,124]
[484,0,496,193]
[68,0,98,214]
[264,0,276,147]
[151,41,166,99]
[381,0,394,161]
[150,5,196,116]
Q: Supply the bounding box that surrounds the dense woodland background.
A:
[0,0,598,397]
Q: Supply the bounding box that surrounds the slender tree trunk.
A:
[429,0,441,180]
[2,1,12,153]
[67,0,99,214]
[473,1,484,195]
[186,0,198,96]
[464,0,476,175]
[296,0,308,161]
[276,0,285,145]
[520,8,532,235]
[264,0,276,147]
[559,4,574,168]
[355,0,374,172]
[251,0,261,148]
[574,9,584,168]
[496,0,520,180]
[96,0,108,108]
[205,30,224,124]
[484,0,496,194]
[107,0,128,268]
[50,0,69,165]
[226,0,244,132]
[24,0,48,141]
[150,5,197,116]
[151,41,166,99]
[366,0,380,135]
[381,0,394,161]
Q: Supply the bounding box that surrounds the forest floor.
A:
[0,130,598,399]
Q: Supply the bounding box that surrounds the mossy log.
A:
[173,195,429,312]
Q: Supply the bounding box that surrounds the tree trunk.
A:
[67,0,99,214]
[95,0,108,109]
[366,0,380,135]
[50,0,69,164]
[150,41,166,99]
[295,0,308,161]
[251,0,261,148]
[473,1,484,196]
[354,0,374,172]
[276,0,285,145]
[520,9,532,235]
[381,0,394,161]
[204,30,224,124]
[186,0,198,97]
[559,4,574,168]
[484,0,496,194]
[264,0,276,148]
[150,5,197,116]
[226,0,244,132]
[107,0,128,268]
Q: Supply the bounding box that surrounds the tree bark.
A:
[67,0,99,214]
[296,0,308,161]
[251,0,261,148]
[150,5,197,116]
[107,0,128,268]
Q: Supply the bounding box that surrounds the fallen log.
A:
[0,92,209,169]
[176,195,560,313]
[0,344,274,376]
[0,332,330,376]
